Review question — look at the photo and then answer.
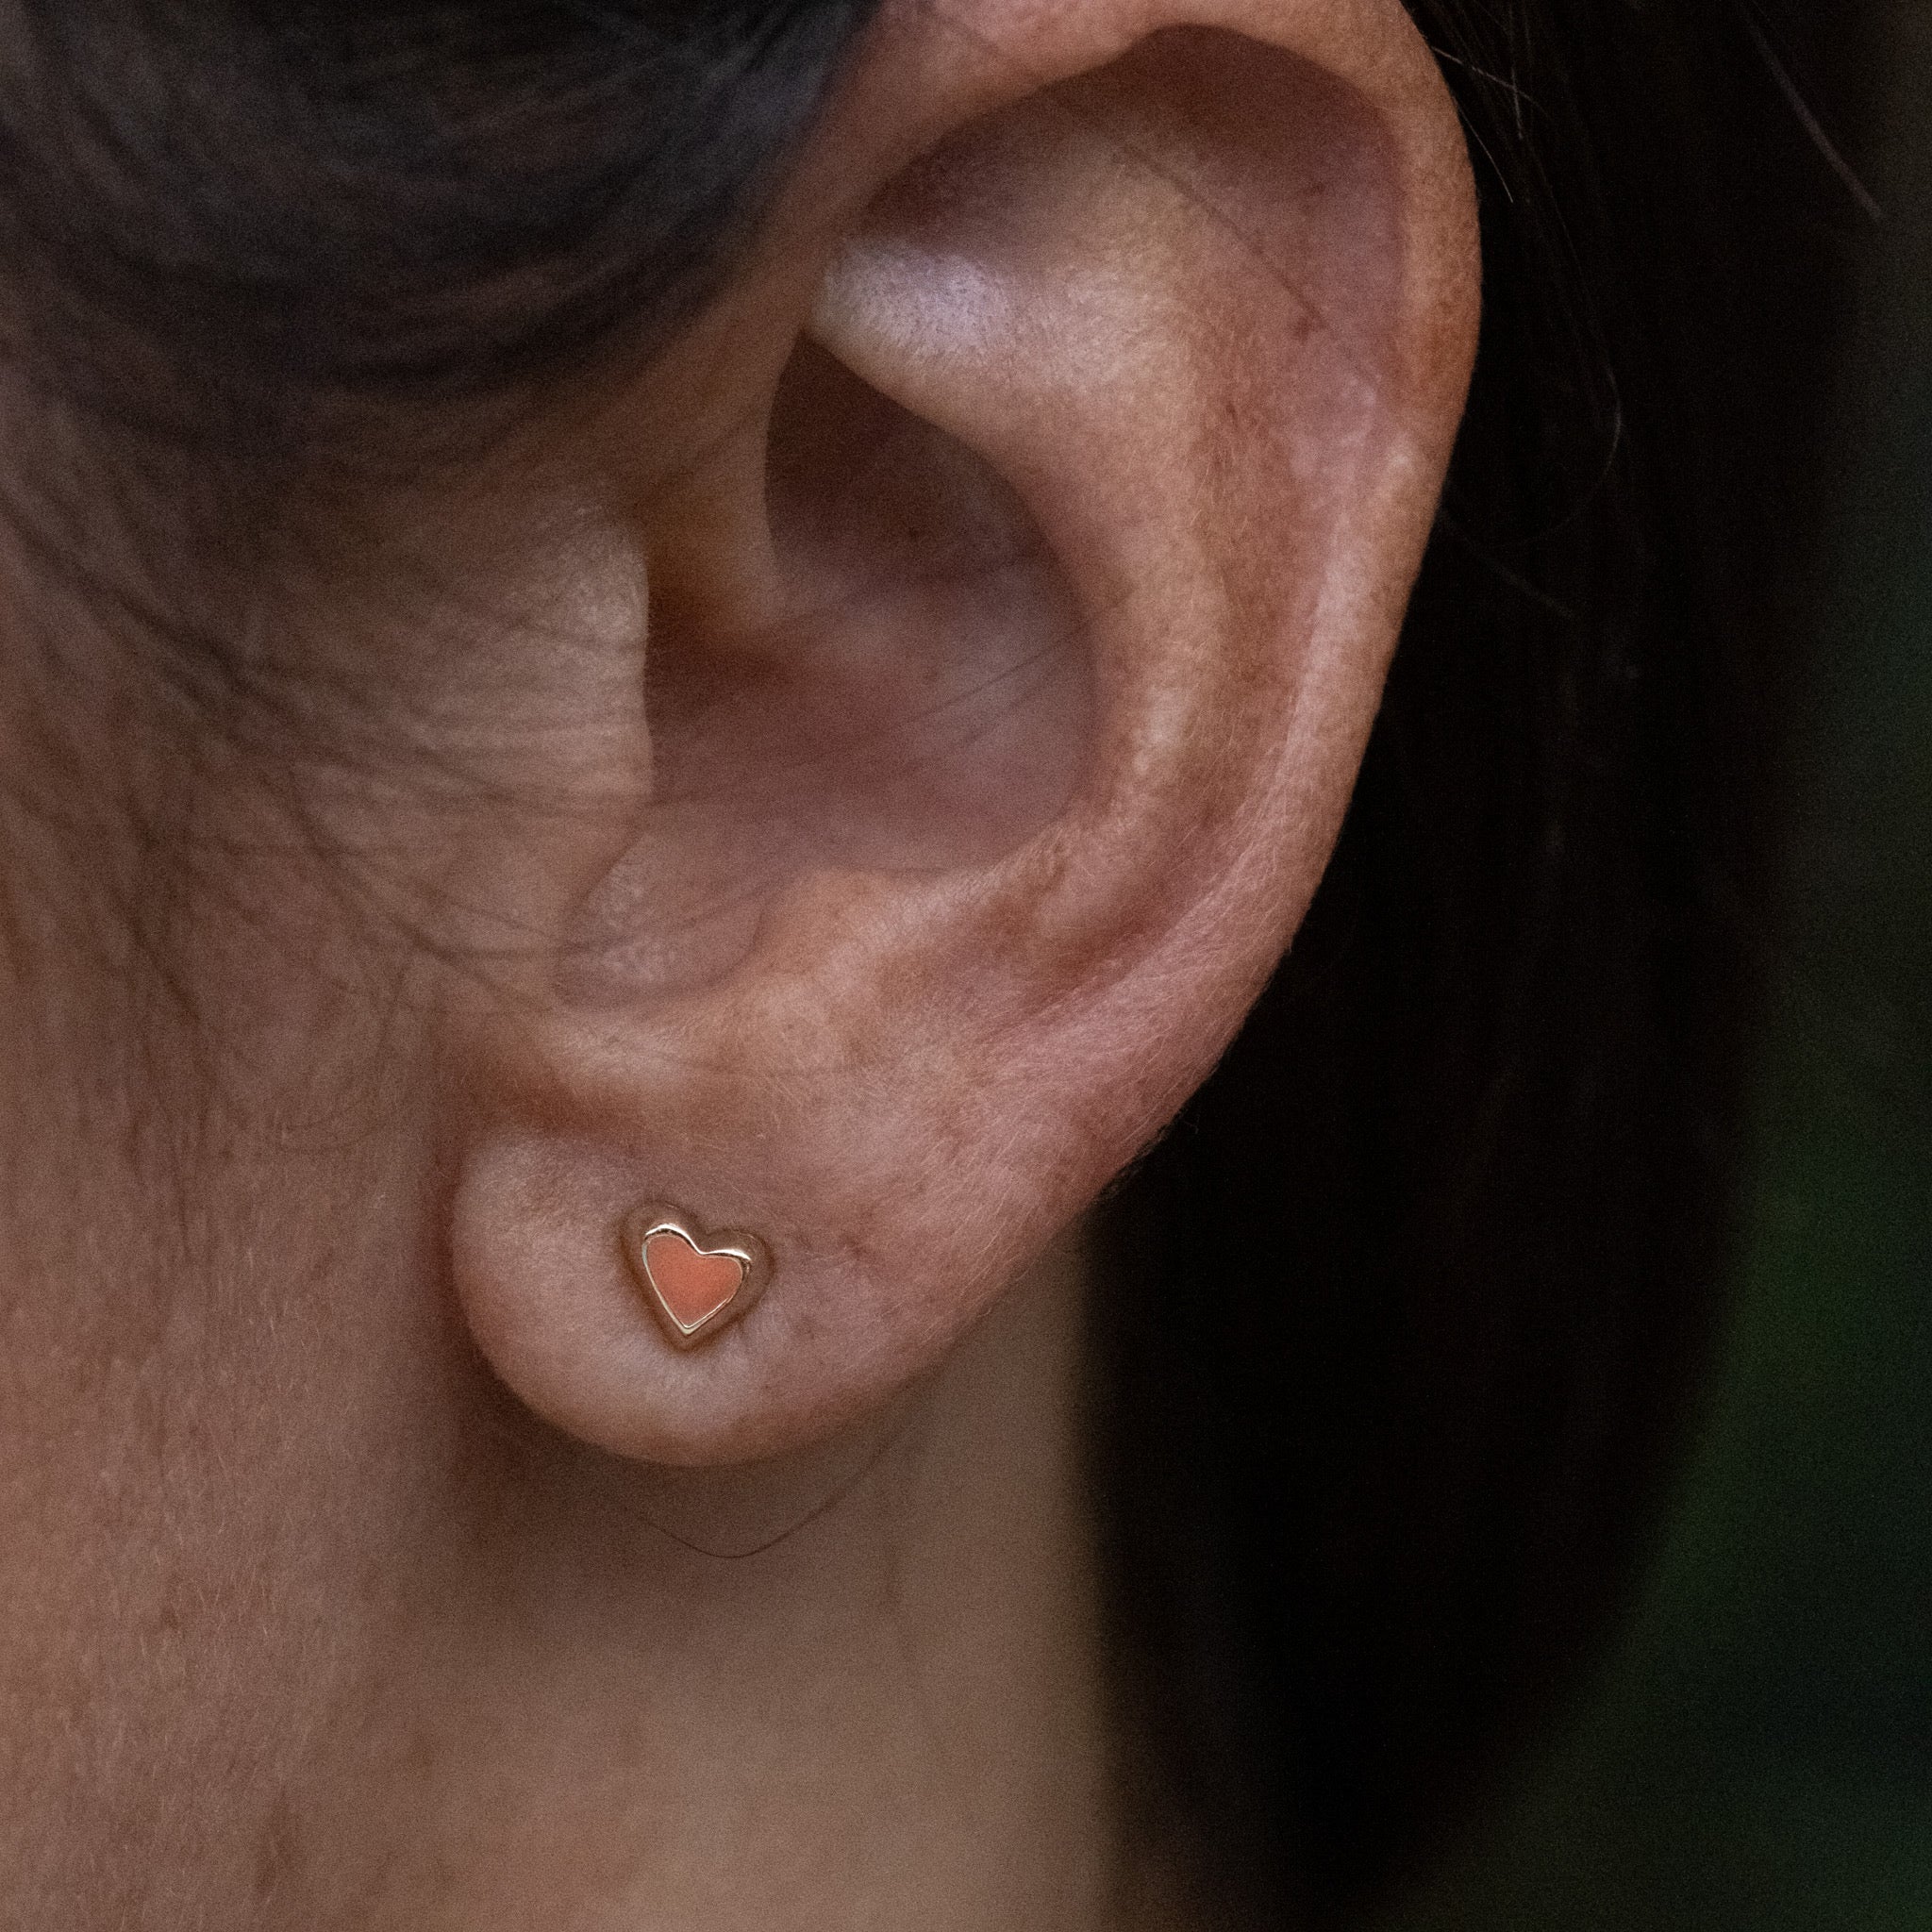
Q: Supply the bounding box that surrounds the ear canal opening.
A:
[560,337,1094,1007]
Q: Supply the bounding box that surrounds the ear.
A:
[444,0,1478,1464]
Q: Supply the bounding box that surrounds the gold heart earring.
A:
[622,1206,772,1348]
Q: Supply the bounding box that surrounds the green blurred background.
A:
[1387,10,1932,1928]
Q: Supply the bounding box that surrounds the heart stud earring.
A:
[622,1205,772,1349]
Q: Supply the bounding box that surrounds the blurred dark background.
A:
[1384,8,1932,1926]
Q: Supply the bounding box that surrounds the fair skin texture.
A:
[0,0,1476,1925]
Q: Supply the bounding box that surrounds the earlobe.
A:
[445,0,1478,1468]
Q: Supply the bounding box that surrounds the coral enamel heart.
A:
[641,1228,747,1334]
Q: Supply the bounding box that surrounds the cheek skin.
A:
[0,909,502,1925]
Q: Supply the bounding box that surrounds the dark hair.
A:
[0,0,1868,1924]
[0,2,878,437]
[1099,4,1866,1923]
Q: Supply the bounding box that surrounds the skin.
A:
[0,0,1476,1925]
